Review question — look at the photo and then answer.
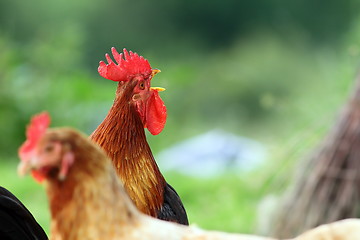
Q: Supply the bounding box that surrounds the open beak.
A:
[150,69,165,92]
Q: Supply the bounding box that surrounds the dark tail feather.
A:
[157,183,189,225]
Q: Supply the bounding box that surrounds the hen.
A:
[17,112,271,240]
[18,112,360,240]
[0,186,47,240]
[90,48,188,224]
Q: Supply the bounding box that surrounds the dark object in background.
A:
[271,76,360,238]
[0,186,47,240]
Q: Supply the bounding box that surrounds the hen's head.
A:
[18,112,78,183]
[98,47,166,135]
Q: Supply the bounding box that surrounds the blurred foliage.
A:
[1,0,360,234]
[1,0,360,156]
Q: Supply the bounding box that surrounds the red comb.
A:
[18,112,51,162]
[98,47,152,82]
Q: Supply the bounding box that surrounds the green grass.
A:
[164,171,269,233]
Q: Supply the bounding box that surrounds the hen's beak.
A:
[151,69,161,78]
[17,158,36,177]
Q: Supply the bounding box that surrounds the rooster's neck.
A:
[90,84,165,217]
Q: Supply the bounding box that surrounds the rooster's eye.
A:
[139,82,145,90]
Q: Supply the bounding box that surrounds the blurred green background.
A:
[1,0,360,235]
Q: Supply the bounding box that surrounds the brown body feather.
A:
[90,82,166,217]
[33,129,139,240]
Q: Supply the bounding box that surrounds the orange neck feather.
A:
[90,82,166,217]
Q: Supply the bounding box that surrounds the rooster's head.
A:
[98,47,166,135]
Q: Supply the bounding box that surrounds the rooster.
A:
[0,186,47,240]
[18,112,360,240]
[90,47,188,225]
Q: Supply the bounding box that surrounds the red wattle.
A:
[31,170,45,183]
[146,90,167,135]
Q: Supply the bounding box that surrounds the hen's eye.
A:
[45,145,54,152]
[139,82,145,90]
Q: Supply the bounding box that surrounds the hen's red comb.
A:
[19,112,51,162]
[98,47,152,82]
